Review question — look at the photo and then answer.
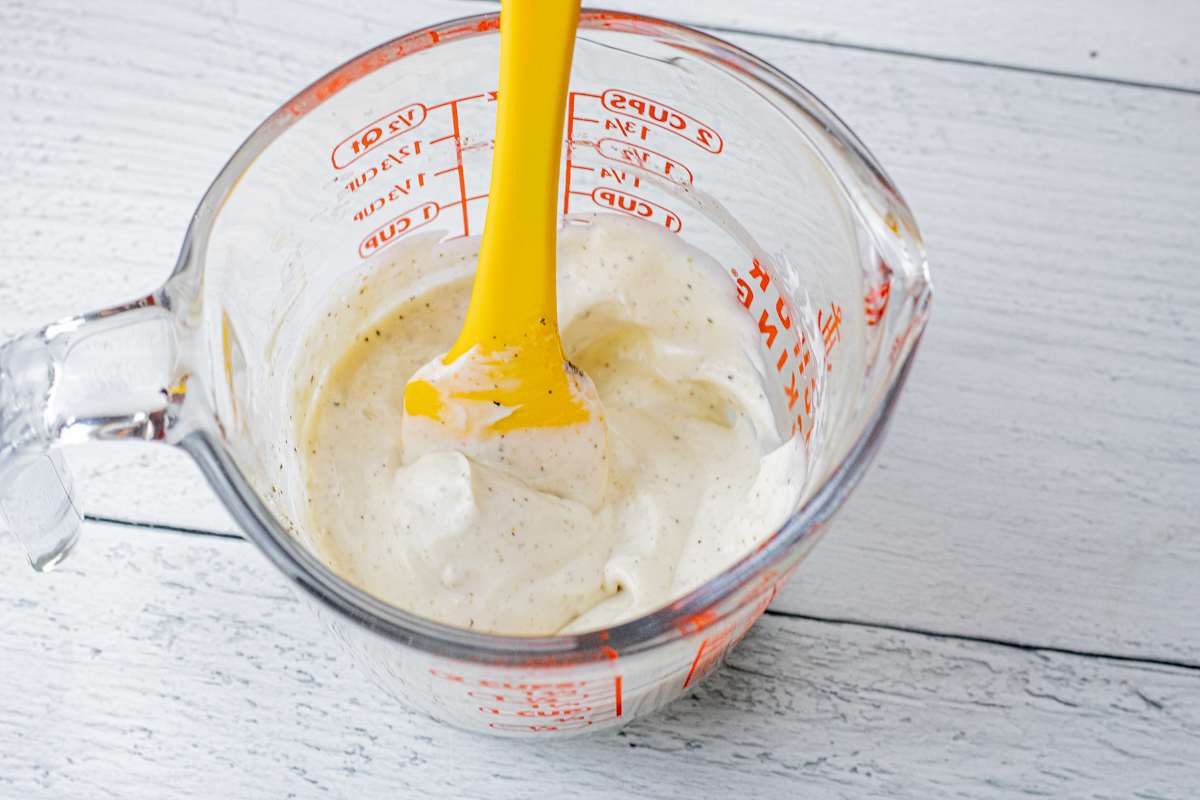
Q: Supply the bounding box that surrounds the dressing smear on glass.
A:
[297,214,804,635]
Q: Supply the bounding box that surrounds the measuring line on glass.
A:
[329,88,720,256]
[332,92,499,252]
[326,85,850,451]
[430,670,624,733]
[682,567,788,688]
[563,90,714,232]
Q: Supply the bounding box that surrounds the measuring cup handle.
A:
[0,295,180,570]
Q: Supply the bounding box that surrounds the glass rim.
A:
[173,9,932,665]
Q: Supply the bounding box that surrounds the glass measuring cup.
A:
[0,11,930,736]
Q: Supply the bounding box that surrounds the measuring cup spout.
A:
[0,295,182,570]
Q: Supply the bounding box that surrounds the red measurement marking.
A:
[676,609,720,636]
[748,259,770,290]
[603,116,647,140]
[352,175,427,222]
[289,48,407,115]
[784,372,800,410]
[736,278,754,308]
[865,280,891,326]
[796,376,816,438]
[738,259,793,355]
[602,89,722,153]
[435,193,489,211]
[731,259,827,441]
[423,96,484,238]
[597,139,693,184]
[430,673,623,733]
[591,186,681,232]
[776,297,793,331]
[595,167,640,188]
[434,17,500,40]
[785,336,813,417]
[819,302,843,360]
[890,313,922,363]
[450,100,470,236]
[683,634,720,688]
[358,201,438,258]
[426,93,486,112]
[797,334,812,375]
[342,141,423,193]
[331,104,427,170]
[564,92,578,214]
[758,310,779,348]
[683,581,779,689]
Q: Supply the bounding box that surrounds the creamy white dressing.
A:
[296,214,804,635]
[401,344,610,511]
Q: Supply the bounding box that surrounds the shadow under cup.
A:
[1,12,930,736]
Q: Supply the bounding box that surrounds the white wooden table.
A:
[3,1,1199,796]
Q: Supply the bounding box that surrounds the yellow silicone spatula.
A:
[401,0,607,509]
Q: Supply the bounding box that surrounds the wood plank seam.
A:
[81,514,245,540]
[687,23,1200,96]
[455,0,1200,94]
[66,519,1200,673]
[762,609,1200,672]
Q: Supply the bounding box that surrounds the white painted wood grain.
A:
[604,0,1200,91]
[3,0,1199,669]
[739,33,1200,666]
[3,523,1198,799]
[69,443,241,535]
[0,0,496,339]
